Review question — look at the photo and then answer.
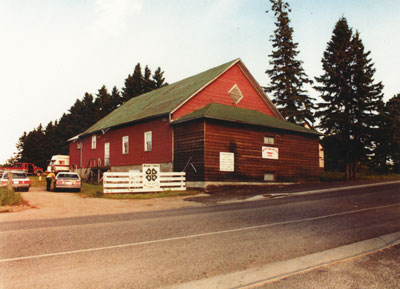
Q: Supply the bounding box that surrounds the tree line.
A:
[6,64,166,170]
[266,0,400,180]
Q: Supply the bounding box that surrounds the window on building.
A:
[264,173,275,181]
[91,135,96,149]
[144,131,152,152]
[122,136,129,154]
[264,136,275,145]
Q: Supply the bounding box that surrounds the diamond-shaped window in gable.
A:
[228,84,244,105]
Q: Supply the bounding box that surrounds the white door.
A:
[104,143,110,166]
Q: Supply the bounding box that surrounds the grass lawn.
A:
[320,171,400,182]
[30,175,47,187]
[80,182,201,199]
[0,187,24,207]
[29,176,201,199]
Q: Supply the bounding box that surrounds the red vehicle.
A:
[3,162,43,175]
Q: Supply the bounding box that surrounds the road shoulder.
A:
[169,231,400,289]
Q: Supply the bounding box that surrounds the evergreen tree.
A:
[143,65,154,93]
[152,67,167,88]
[13,62,168,165]
[121,63,168,102]
[19,124,47,168]
[265,0,314,125]
[315,17,384,180]
[95,85,113,119]
[374,94,400,173]
[110,86,123,109]
[121,63,144,102]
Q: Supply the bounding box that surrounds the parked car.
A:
[54,172,81,192]
[0,171,30,192]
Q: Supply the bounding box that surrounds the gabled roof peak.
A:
[80,57,283,138]
[82,58,241,136]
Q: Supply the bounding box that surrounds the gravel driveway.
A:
[0,187,203,222]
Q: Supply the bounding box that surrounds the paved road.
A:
[0,182,399,288]
[258,244,400,289]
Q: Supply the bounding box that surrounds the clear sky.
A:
[1,0,399,164]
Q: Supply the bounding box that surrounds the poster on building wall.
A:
[262,146,279,159]
[220,152,234,172]
[142,164,160,189]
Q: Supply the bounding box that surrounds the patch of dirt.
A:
[0,186,204,222]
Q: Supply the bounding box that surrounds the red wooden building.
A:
[69,59,322,187]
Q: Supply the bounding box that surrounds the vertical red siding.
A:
[69,141,80,169]
[172,64,275,120]
[69,117,173,169]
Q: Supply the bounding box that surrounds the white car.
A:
[0,171,31,192]
[54,172,81,192]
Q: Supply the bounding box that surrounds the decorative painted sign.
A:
[142,164,160,189]
[220,152,234,172]
[262,146,279,159]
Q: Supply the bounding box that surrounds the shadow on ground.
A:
[183,180,393,204]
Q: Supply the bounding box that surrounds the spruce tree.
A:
[13,62,168,165]
[121,63,144,102]
[152,67,167,88]
[266,0,314,125]
[95,85,114,118]
[110,86,123,109]
[315,17,384,180]
[374,94,400,173]
[121,63,168,102]
[142,65,154,93]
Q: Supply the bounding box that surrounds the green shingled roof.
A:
[171,103,322,136]
[82,58,240,136]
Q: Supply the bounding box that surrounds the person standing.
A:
[46,171,55,191]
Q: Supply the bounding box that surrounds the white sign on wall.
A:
[142,164,160,189]
[220,152,234,172]
[262,146,279,160]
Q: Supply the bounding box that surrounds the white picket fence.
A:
[103,171,186,194]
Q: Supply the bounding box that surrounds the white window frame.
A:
[122,136,129,154]
[144,131,152,152]
[91,135,97,149]
[264,136,275,145]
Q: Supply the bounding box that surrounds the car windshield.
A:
[57,173,79,180]
[3,172,27,179]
